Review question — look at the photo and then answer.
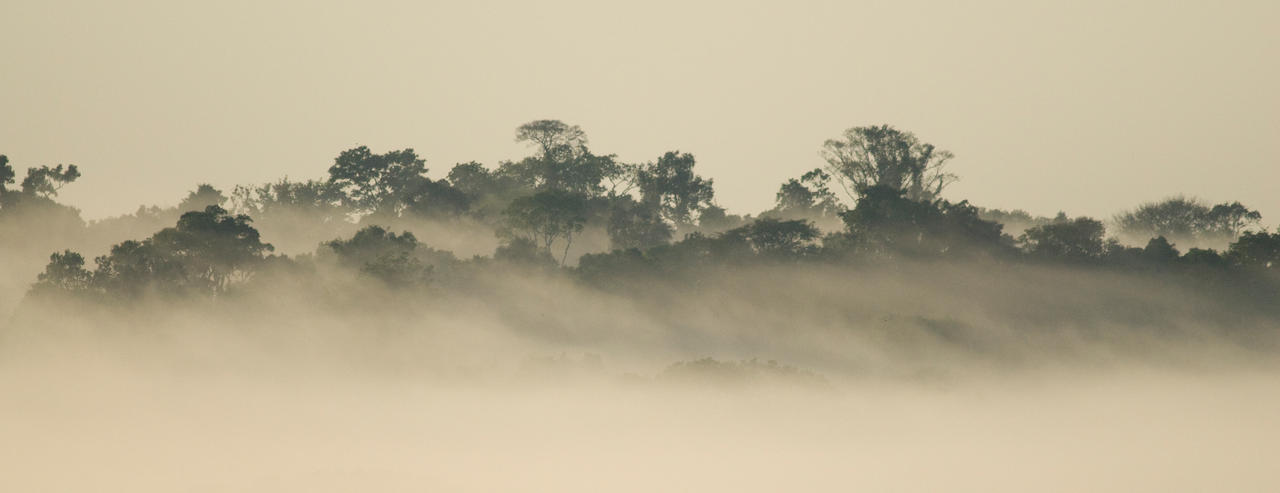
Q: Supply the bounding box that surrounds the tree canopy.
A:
[821,125,956,202]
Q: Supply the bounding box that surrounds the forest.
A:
[2,120,1279,378]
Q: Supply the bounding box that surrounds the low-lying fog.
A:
[3,354,1277,492]
[3,261,1278,492]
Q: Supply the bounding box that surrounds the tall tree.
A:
[821,125,955,201]
[637,151,715,228]
[327,146,429,214]
[149,205,274,291]
[508,120,617,195]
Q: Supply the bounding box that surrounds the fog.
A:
[4,252,1280,491]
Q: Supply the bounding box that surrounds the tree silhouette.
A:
[1020,216,1106,261]
[637,151,715,228]
[773,168,843,218]
[19,164,81,199]
[325,225,433,286]
[31,250,93,295]
[838,186,1008,258]
[327,146,430,214]
[501,190,588,264]
[149,205,274,291]
[1114,196,1261,244]
[507,120,617,195]
[606,196,673,251]
[821,125,955,201]
[178,184,228,212]
[1227,230,1280,269]
[0,155,14,195]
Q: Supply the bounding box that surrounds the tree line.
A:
[3,120,1278,303]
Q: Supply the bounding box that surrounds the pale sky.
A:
[2,0,1276,223]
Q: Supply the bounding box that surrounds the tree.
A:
[773,168,842,218]
[1181,247,1227,269]
[515,120,587,159]
[19,164,81,199]
[606,197,673,251]
[0,155,14,195]
[31,250,93,295]
[178,184,227,212]
[1226,230,1280,269]
[1114,196,1261,243]
[637,151,715,228]
[1206,202,1262,238]
[44,206,274,297]
[697,205,748,233]
[327,146,430,214]
[508,120,616,195]
[837,186,1008,258]
[821,125,955,201]
[325,225,433,286]
[446,162,499,198]
[722,218,820,259]
[1141,236,1180,264]
[493,237,558,267]
[91,240,188,296]
[1114,197,1210,241]
[501,190,588,264]
[232,178,348,222]
[1020,216,1107,260]
[148,205,275,291]
[400,177,470,219]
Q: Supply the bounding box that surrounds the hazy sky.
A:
[2,0,1276,222]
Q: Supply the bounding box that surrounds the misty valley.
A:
[3,122,1279,492]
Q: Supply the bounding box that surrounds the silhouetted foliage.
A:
[720,218,820,259]
[697,205,749,233]
[178,184,227,213]
[327,146,429,214]
[772,168,843,219]
[637,151,715,228]
[31,250,93,295]
[838,186,1009,258]
[11,121,1280,318]
[0,155,15,194]
[1142,236,1181,264]
[505,120,620,196]
[501,190,589,264]
[20,163,80,199]
[1020,216,1106,261]
[606,197,673,251]
[1115,196,1261,245]
[325,225,434,286]
[493,237,558,267]
[32,205,274,299]
[149,205,275,291]
[821,125,956,201]
[1227,230,1280,269]
[232,179,348,223]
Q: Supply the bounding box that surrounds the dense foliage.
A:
[2,121,1277,308]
